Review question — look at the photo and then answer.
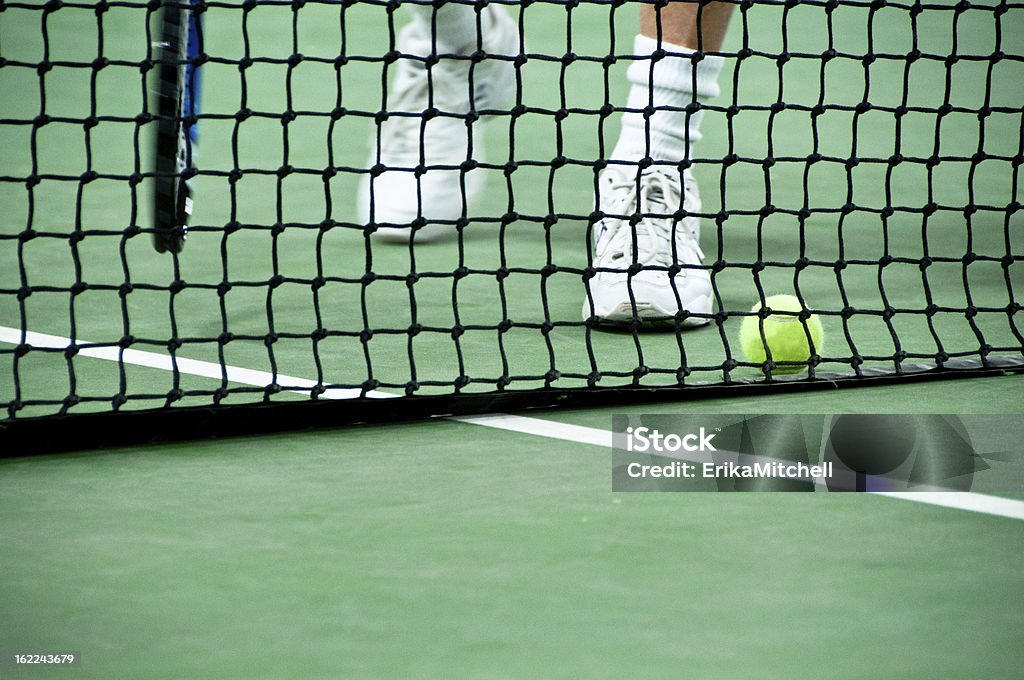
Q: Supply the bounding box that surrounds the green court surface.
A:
[2,377,1024,679]
[2,1,1023,677]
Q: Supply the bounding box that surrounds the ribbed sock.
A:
[610,34,725,164]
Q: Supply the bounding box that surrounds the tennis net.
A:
[1,0,1022,453]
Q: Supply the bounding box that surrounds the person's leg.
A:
[587,2,734,326]
[357,2,520,243]
[640,2,734,52]
[612,2,734,165]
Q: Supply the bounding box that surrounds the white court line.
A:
[872,492,1024,520]
[459,413,1024,520]
[455,413,613,448]
[2,325,1022,522]
[0,327,394,401]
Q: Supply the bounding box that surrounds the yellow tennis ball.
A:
[739,295,824,373]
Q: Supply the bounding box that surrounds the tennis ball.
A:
[739,295,824,373]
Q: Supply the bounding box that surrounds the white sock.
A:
[408,1,492,55]
[610,34,725,165]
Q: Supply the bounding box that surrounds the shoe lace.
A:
[596,169,702,269]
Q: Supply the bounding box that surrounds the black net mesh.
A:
[0,0,1022,440]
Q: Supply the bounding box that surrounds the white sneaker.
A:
[357,7,520,242]
[583,167,713,326]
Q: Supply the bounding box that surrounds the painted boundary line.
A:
[2,325,1022,522]
[461,413,1024,521]
[0,327,395,401]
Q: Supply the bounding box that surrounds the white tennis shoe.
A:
[357,7,520,242]
[584,167,713,326]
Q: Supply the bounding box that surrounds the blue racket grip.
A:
[184,0,202,144]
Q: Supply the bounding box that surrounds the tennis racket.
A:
[152,0,200,254]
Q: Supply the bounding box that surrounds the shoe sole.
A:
[582,298,712,329]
